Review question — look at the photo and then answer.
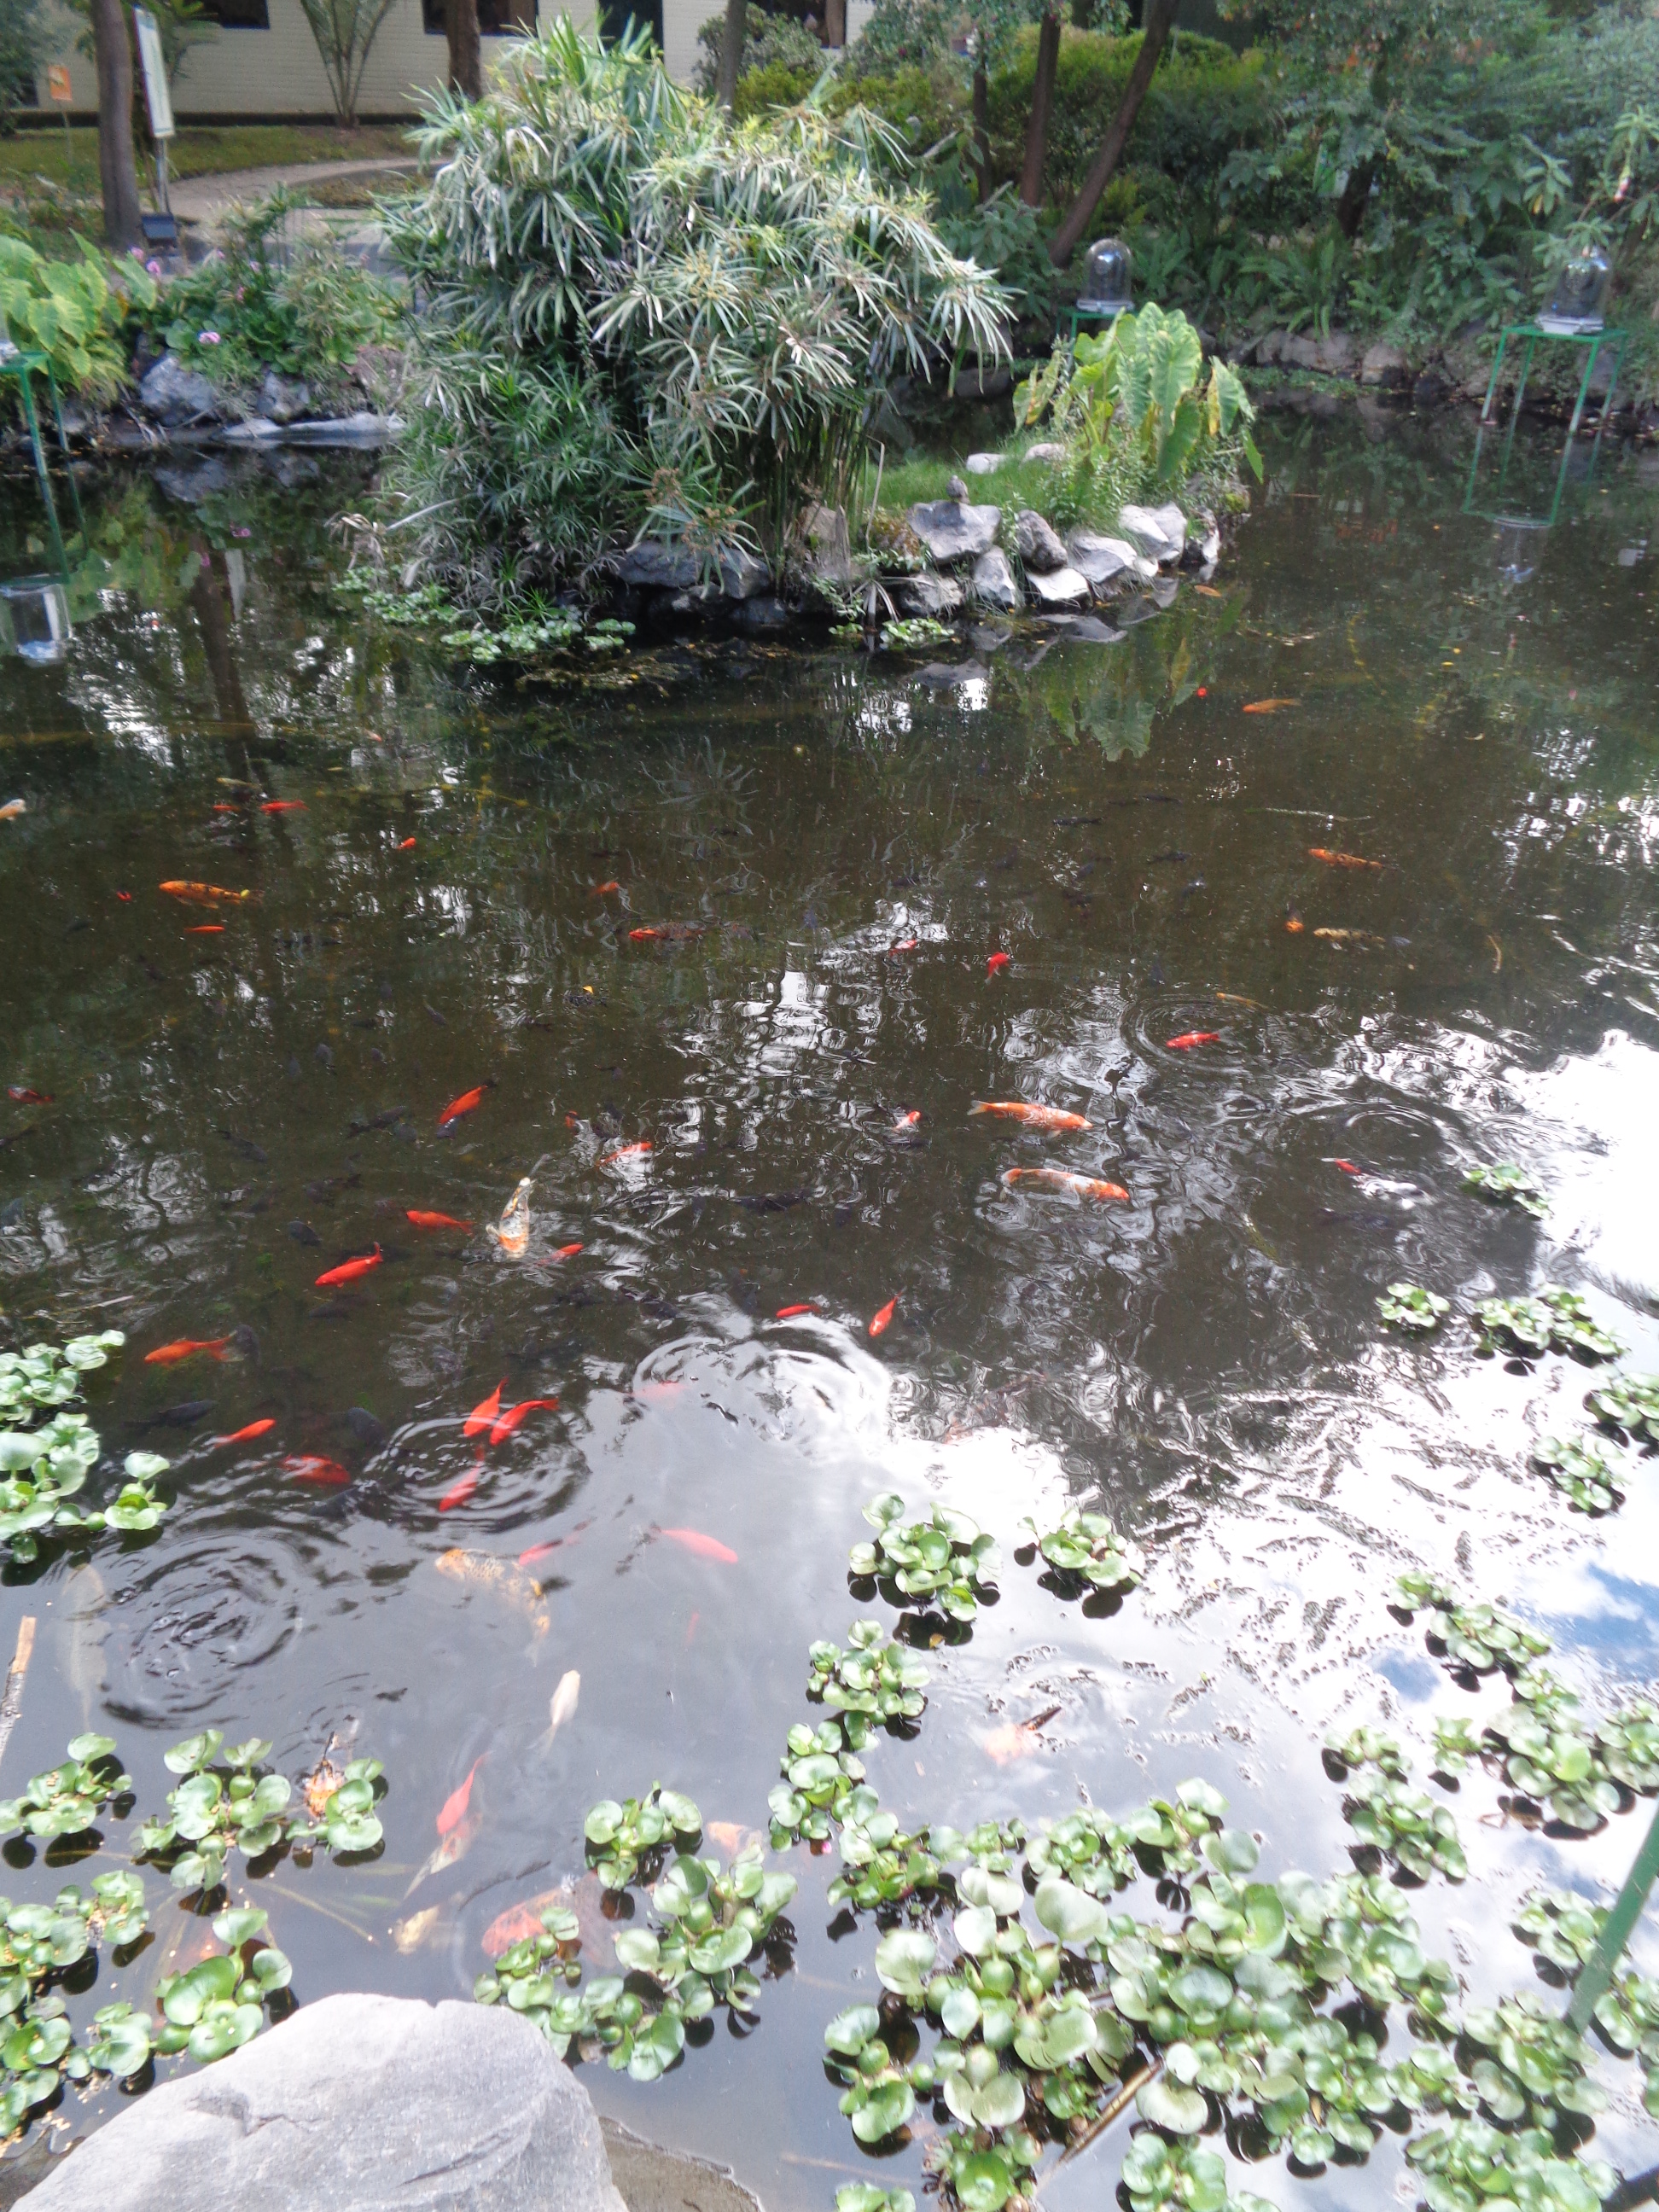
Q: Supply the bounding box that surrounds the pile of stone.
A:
[898,474,1208,618]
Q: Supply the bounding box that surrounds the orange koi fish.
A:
[1333,1159,1362,1176]
[969,1102,1093,1132]
[1307,847,1384,870]
[261,801,307,814]
[599,1141,651,1166]
[437,1756,484,1837]
[314,1245,382,1288]
[1002,1168,1129,1201]
[889,939,919,954]
[1243,699,1299,713]
[463,1383,505,1440]
[1285,916,1305,934]
[6,1087,51,1104]
[869,1295,897,1338]
[776,1302,818,1319]
[628,923,705,944]
[185,924,224,934]
[547,1243,583,1262]
[437,1083,493,1127]
[894,1109,921,1130]
[591,880,620,895]
[399,837,416,851]
[439,1469,479,1512]
[407,1210,474,1231]
[658,1528,738,1564]
[517,1540,562,1567]
[488,1398,560,1447]
[212,1417,276,1447]
[1166,1032,1220,1050]
[286,1455,352,1487]
[987,952,1010,975]
[159,881,249,904]
[212,802,240,813]
[145,1336,231,1366]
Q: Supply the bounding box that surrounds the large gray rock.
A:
[600,2121,761,2212]
[970,546,1022,611]
[1012,509,1068,573]
[963,451,1004,475]
[798,503,857,590]
[719,546,771,601]
[891,570,963,617]
[1067,530,1154,586]
[1360,341,1412,389]
[18,1994,626,2212]
[282,410,402,446]
[618,539,700,590]
[258,370,311,424]
[907,498,1000,564]
[1023,441,1067,464]
[137,354,222,426]
[1026,565,1091,608]
[1116,503,1186,562]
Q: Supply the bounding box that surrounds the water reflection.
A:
[0,416,1656,2197]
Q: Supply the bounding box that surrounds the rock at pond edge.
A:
[1012,510,1068,573]
[1026,565,1091,608]
[970,546,1022,611]
[891,570,964,617]
[15,1991,629,2212]
[906,498,1000,564]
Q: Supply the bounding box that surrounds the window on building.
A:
[421,0,537,34]
[200,0,271,27]
[598,0,661,44]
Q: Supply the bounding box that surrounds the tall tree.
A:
[1018,7,1060,207]
[1047,0,1174,266]
[90,0,141,249]
[715,0,745,105]
[446,0,481,98]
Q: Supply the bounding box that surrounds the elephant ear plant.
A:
[0,1334,169,1562]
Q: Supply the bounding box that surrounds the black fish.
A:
[347,1107,410,1136]
[287,1057,301,1080]
[348,1014,377,1030]
[314,1043,334,1070]
[1053,816,1100,828]
[288,1219,323,1244]
[423,1003,448,1027]
[137,1399,215,1429]
[340,1407,386,1450]
[218,1127,268,1164]
[737,1190,812,1213]
[64,917,90,936]
[306,1174,360,1202]
[230,1324,259,1361]
[1179,878,1207,898]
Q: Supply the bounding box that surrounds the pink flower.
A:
[199,330,221,346]
[232,527,251,539]
[145,259,162,276]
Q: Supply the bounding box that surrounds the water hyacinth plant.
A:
[0,1334,169,1561]
[1377,1283,1450,1332]
[1018,1508,1144,1595]
[0,1877,151,2132]
[1463,1161,1549,1217]
[0,1735,131,1842]
[1472,1288,1621,1361]
[1588,1371,1659,1445]
[136,1730,386,1891]
[154,1906,293,2065]
[849,1493,1000,1621]
[1533,1435,1625,1514]
[386,20,1008,609]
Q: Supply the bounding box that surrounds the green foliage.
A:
[849,1492,1000,1619]
[1019,1507,1144,1592]
[1472,1287,1621,1361]
[584,1786,701,1889]
[1324,1732,1467,1879]
[154,1906,292,2064]
[1394,1574,1551,1674]
[1464,1161,1549,1216]
[0,1334,169,1561]
[1532,1435,1623,1514]
[0,0,44,135]
[151,193,399,392]
[137,1732,385,1891]
[291,0,399,126]
[1406,2117,1614,2212]
[880,616,956,649]
[695,5,828,97]
[808,1619,929,1724]
[0,1735,130,1841]
[387,20,1008,609]
[1377,1283,1449,1331]
[1587,1371,1659,1444]
[0,236,154,403]
[0,1878,152,2130]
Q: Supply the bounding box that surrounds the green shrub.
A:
[694,3,826,96]
[386,19,1007,609]
[0,233,155,400]
[733,57,824,118]
[148,193,400,392]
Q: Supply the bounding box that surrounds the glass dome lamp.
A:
[1539,246,1611,335]
[1493,515,1547,585]
[0,577,72,665]
[1077,237,1132,318]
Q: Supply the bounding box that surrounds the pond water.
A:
[0,409,1656,2206]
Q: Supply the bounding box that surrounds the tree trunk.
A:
[1048,0,1174,267]
[971,64,991,203]
[824,0,845,47]
[1335,161,1375,242]
[1020,9,1061,209]
[91,0,141,251]
[446,0,482,101]
[715,0,746,107]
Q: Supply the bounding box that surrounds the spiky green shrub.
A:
[385,17,1009,609]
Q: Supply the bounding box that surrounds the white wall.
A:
[30,0,758,125]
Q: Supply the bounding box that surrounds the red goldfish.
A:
[517,1540,562,1567]
[591,880,620,895]
[159,880,248,904]
[1243,699,1300,713]
[1285,916,1305,934]
[314,1246,382,1287]
[437,1083,493,1127]
[463,1383,504,1439]
[600,1141,651,1166]
[261,800,306,814]
[286,1455,352,1487]
[488,1398,559,1447]
[893,1109,921,1130]
[1165,1032,1220,1051]
[407,1210,474,1231]
[869,1296,897,1338]
[1002,1168,1129,1201]
[776,1302,818,1319]
[889,939,919,954]
[6,1087,51,1104]
[658,1528,738,1564]
[969,1102,1092,1132]
[548,1243,584,1262]
[185,924,224,934]
[986,952,1010,975]
[1308,847,1384,870]
[1333,1160,1362,1176]
[437,1757,483,1837]
[439,1470,479,1512]
[145,1336,230,1366]
[212,1417,276,1447]
[399,837,416,851]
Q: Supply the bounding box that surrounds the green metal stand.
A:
[0,350,86,576]
[1567,1795,1659,2036]
[1068,302,1126,346]
[1481,321,1627,441]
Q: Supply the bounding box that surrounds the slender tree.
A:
[447,0,481,99]
[1018,6,1059,207]
[1047,0,1174,265]
[90,0,141,249]
[715,0,745,105]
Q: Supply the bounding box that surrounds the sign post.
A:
[131,9,173,219]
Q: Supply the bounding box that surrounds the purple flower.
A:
[145,259,163,276]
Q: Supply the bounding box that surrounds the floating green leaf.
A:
[1377,1283,1449,1332]
[850,1495,999,1621]
[1463,1162,1548,1217]
[1018,1507,1144,1593]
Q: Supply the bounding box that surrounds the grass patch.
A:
[0,123,413,195]
[864,438,1113,541]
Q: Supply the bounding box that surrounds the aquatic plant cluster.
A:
[463,1474,1655,2212]
[0,1335,168,1563]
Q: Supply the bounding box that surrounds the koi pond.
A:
[0,410,1656,2210]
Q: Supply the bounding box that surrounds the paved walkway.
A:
[168,156,419,226]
